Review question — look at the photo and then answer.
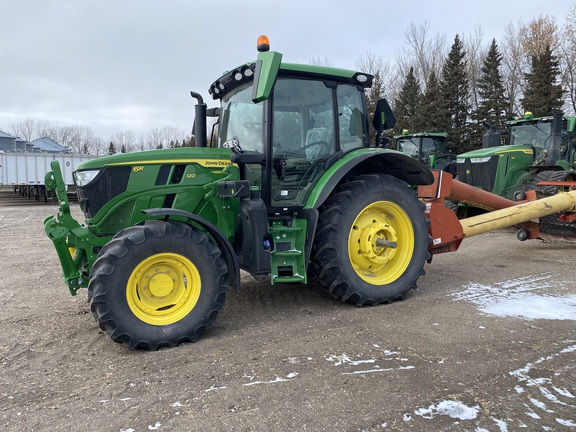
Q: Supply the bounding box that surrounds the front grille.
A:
[456,156,498,192]
[77,166,131,218]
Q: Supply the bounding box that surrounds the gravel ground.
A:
[0,188,575,431]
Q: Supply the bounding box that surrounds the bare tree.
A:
[501,21,527,117]
[560,4,576,114]
[137,133,147,151]
[110,130,136,153]
[146,128,164,150]
[519,14,559,57]
[463,24,487,113]
[9,119,37,142]
[9,118,51,142]
[309,55,333,67]
[160,126,183,148]
[395,21,447,90]
[355,51,396,98]
[43,125,100,154]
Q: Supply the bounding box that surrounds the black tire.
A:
[311,174,430,306]
[530,170,572,197]
[88,220,228,350]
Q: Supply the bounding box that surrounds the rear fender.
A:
[305,149,433,210]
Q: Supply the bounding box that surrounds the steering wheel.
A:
[287,141,329,158]
[243,122,262,131]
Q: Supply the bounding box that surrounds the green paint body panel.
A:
[45,148,241,294]
[253,51,283,103]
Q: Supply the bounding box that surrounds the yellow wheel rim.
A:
[348,200,414,285]
[126,252,201,326]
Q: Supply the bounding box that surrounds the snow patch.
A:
[452,274,576,320]
[414,400,480,421]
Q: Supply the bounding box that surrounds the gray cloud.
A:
[0,0,570,140]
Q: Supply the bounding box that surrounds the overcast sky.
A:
[0,0,572,141]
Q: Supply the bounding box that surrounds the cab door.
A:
[269,78,336,209]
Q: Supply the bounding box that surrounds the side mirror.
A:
[372,98,396,146]
[378,136,390,148]
[372,98,396,132]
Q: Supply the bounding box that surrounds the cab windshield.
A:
[397,138,419,157]
[509,122,552,151]
[218,81,264,152]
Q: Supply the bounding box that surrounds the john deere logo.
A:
[133,166,144,172]
[204,160,231,167]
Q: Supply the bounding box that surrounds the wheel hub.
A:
[149,273,174,297]
[348,200,414,285]
[358,222,398,266]
[127,253,201,326]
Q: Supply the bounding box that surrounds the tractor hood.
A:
[457,145,534,160]
[75,147,233,171]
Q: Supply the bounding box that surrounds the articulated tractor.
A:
[457,112,576,238]
[44,36,576,350]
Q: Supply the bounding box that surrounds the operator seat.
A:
[305,127,332,161]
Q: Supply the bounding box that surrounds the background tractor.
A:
[456,112,576,237]
[394,130,456,176]
[457,112,576,199]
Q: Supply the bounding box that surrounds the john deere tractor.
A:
[457,112,576,199]
[456,112,576,235]
[44,36,434,350]
[394,130,456,175]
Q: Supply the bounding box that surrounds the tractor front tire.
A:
[88,220,228,350]
[311,174,430,305]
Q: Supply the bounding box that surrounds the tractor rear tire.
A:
[88,220,228,350]
[311,174,430,306]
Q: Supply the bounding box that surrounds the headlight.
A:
[74,169,100,187]
[470,157,492,163]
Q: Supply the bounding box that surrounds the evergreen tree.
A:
[521,45,564,116]
[108,141,116,155]
[439,35,470,152]
[415,70,443,132]
[393,66,421,134]
[476,39,509,127]
[120,144,127,153]
[468,39,509,150]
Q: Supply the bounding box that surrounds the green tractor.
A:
[44,36,433,350]
[394,130,456,175]
[456,112,576,235]
[457,112,576,201]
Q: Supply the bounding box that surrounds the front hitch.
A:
[44,160,98,295]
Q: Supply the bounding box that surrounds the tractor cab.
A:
[205,35,394,214]
[394,131,455,175]
[215,73,369,209]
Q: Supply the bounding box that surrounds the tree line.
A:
[360,7,576,153]
[6,120,193,155]
[6,6,576,156]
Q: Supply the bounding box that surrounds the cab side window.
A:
[337,84,368,153]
